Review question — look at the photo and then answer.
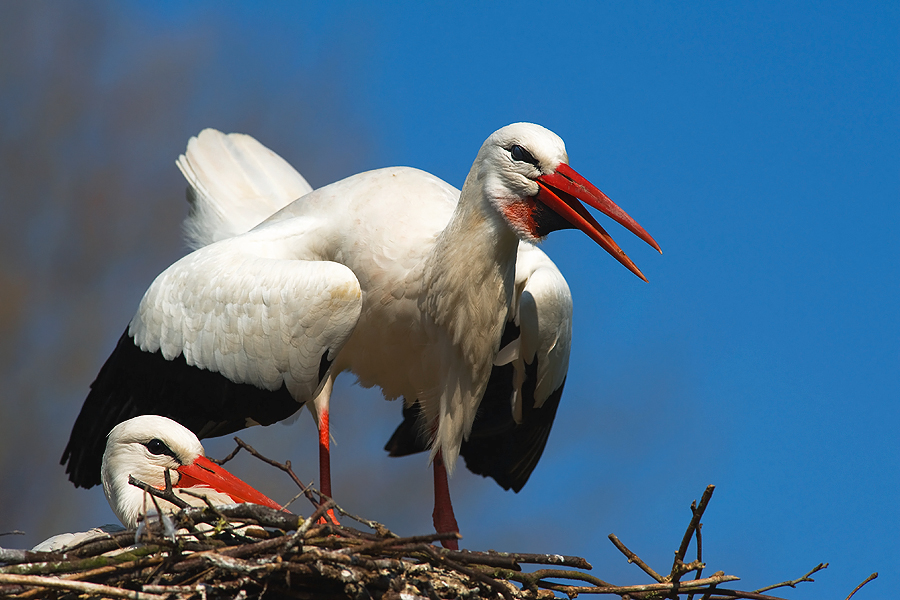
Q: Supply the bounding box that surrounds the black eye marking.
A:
[144,438,179,461]
[510,144,539,166]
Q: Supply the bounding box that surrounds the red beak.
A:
[175,455,283,511]
[536,163,661,281]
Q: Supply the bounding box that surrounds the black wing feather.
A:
[61,328,303,488]
[383,321,564,493]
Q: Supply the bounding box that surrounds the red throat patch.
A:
[502,198,539,238]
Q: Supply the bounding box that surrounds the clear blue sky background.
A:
[2,2,896,597]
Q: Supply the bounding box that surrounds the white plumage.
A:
[37,416,280,552]
[63,123,659,549]
[102,415,281,529]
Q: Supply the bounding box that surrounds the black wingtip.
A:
[384,401,429,457]
[383,351,565,494]
[62,327,305,489]
[459,374,564,493]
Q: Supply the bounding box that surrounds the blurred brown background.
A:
[0,1,393,547]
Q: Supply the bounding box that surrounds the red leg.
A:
[432,450,460,550]
[317,408,339,525]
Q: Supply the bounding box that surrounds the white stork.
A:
[102,415,282,529]
[62,123,659,549]
[35,415,279,551]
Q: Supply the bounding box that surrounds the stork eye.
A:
[144,438,175,457]
[510,144,538,166]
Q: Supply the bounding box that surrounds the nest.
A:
[0,440,876,600]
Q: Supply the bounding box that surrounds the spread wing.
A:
[62,223,362,488]
[385,242,572,492]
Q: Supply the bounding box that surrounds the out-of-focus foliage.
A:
[0,1,373,547]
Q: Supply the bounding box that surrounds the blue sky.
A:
[2,2,897,597]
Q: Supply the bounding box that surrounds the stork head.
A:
[101,415,280,528]
[475,123,661,281]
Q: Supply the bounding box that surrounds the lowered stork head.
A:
[101,415,281,528]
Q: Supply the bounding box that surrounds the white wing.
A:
[130,220,362,403]
[177,129,313,249]
[501,242,572,422]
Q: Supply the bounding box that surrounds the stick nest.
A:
[0,439,876,600]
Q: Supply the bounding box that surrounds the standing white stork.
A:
[62,123,659,549]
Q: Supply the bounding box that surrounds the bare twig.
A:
[672,485,715,580]
[424,544,515,600]
[0,573,166,599]
[128,474,191,511]
[0,531,25,537]
[845,572,878,600]
[511,567,612,589]
[484,551,592,571]
[710,589,802,600]
[536,572,741,597]
[208,442,243,466]
[754,562,827,593]
[230,437,306,490]
[608,533,665,582]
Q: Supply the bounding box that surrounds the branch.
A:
[0,573,166,600]
[536,572,740,597]
[845,572,878,600]
[423,544,515,600]
[511,567,613,589]
[128,474,190,511]
[227,437,306,491]
[608,533,665,582]
[671,484,715,584]
[754,562,827,593]
[0,530,24,537]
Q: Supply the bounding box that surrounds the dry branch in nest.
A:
[0,441,877,600]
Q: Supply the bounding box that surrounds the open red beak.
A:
[175,455,283,511]
[536,163,661,281]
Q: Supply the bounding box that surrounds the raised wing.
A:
[178,129,312,249]
[386,242,572,492]
[62,223,362,488]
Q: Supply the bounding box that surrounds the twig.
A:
[754,562,827,593]
[128,474,191,511]
[209,442,243,466]
[511,567,612,589]
[330,497,395,535]
[423,544,515,600]
[537,572,741,596]
[230,437,305,490]
[672,485,716,573]
[845,572,878,600]
[282,499,333,553]
[483,551,592,571]
[281,489,307,511]
[0,573,166,599]
[0,531,25,537]
[608,533,665,582]
[687,501,707,600]
[340,531,460,556]
[709,589,800,600]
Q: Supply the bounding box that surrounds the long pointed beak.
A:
[175,455,283,510]
[536,163,661,281]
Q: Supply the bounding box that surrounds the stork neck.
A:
[423,169,520,367]
[431,171,520,289]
